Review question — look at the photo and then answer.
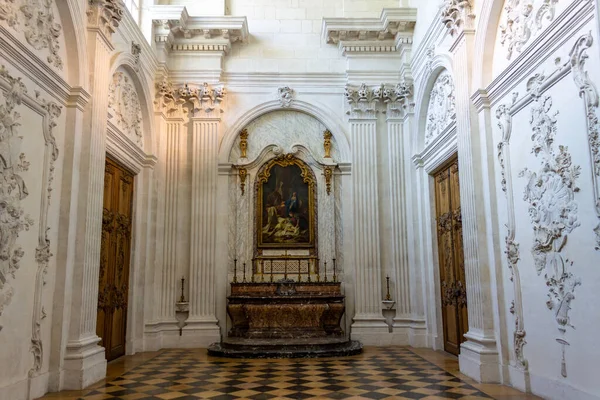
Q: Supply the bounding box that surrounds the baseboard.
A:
[527,370,600,400]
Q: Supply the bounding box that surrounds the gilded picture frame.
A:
[255,154,317,248]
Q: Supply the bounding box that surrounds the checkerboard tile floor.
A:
[77,347,495,399]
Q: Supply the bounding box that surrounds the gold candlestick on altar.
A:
[242,262,247,283]
[284,257,288,280]
[332,258,337,282]
[260,259,265,282]
[251,259,255,283]
[323,261,328,282]
[385,276,392,301]
[297,260,301,282]
[180,277,186,302]
[233,259,238,283]
[270,260,274,282]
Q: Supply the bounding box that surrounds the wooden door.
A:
[97,156,134,361]
[434,157,468,356]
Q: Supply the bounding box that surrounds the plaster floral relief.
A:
[440,0,475,37]
[424,71,456,147]
[0,67,34,332]
[0,0,64,69]
[569,33,600,251]
[518,76,581,377]
[499,0,560,61]
[109,71,143,147]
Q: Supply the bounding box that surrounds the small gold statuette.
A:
[239,129,249,158]
[324,166,333,196]
[238,167,247,195]
[323,130,332,158]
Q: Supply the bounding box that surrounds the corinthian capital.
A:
[87,0,124,38]
[440,0,474,37]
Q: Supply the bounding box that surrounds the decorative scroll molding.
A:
[154,79,226,118]
[108,71,143,146]
[0,0,64,69]
[519,77,581,378]
[0,65,61,375]
[570,33,600,250]
[441,0,475,37]
[277,86,294,108]
[87,0,124,39]
[499,0,560,61]
[425,71,456,146]
[495,91,529,370]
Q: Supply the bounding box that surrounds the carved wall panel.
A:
[0,0,65,69]
[424,71,456,147]
[108,69,143,147]
[0,65,61,378]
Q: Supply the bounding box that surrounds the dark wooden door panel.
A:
[97,156,134,362]
[434,156,468,356]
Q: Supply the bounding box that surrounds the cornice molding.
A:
[322,8,416,55]
[150,5,248,55]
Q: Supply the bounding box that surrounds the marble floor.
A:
[39,347,541,400]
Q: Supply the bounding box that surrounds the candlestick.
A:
[270,260,274,282]
[284,258,288,280]
[323,261,328,282]
[385,276,392,301]
[261,259,265,282]
[233,259,238,283]
[332,258,337,282]
[251,259,255,283]
[243,262,247,283]
[297,260,301,282]
[180,276,186,302]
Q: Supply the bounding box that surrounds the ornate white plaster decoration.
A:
[87,0,124,39]
[345,83,381,119]
[0,0,64,69]
[322,8,417,45]
[277,86,294,108]
[496,91,529,370]
[499,0,560,60]
[440,0,475,37]
[0,67,34,332]
[383,81,413,119]
[108,71,143,146]
[0,65,60,375]
[425,46,436,74]
[131,41,141,72]
[154,79,226,118]
[570,33,600,251]
[519,78,581,378]
[425,71,456,146]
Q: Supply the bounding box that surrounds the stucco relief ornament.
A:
[383,81,413,118]
[518,84,581,377]
[500,0,559,60]
[440,0,475,37]
[425,71,456,146]
[345,83,382,119]
[569,33,600,251]
[20,0,64,69]
[108,72,143,146]
[87,0,124,38]
[278,86,294,108]
[0,0,19,28]
[0,67,35,332]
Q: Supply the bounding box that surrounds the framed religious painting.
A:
[255,155,316,248]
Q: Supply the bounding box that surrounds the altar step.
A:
[207,338,363,358]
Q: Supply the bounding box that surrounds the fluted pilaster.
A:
[450,30,500,382]
[187,115,220,342]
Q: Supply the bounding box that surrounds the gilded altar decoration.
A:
[238,167,247,195]
[324,166,333,195]
[239,129,249,158]
[323,130,332,158]
[256,155,316,248]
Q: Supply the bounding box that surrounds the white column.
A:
[186,115,221,345]
[349,117,388,343]
[451,30,500,382]
[62,2,122,390]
